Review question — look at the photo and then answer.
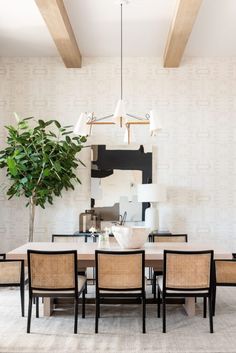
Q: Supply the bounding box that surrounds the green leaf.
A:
[44,120,54,127]
[54,161,61,172]
[43,168,51,177]
[62,131,73,135]
[38,120,45,128]
[23,117,34,121]
[20,177,28,184]
[54,120,61,128]
[7,157,17,176]
[63,125,73,129]
[18,121,28,129]
[80,136,87,143]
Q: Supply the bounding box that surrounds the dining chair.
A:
[0,257,26,316]
[27,250,86,334]
[95,250,146,333]
[213,258,236,315]
[52,234,88,290]
[157,250,214,333]
[152,234,188,298]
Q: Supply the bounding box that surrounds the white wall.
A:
[0,56,236,252]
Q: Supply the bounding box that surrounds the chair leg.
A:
[20,282,24,317]
[212,286,216,316]
[74,298,78,334]
[82,289,86,318]
[95,297,99,333]
[162,297,166,333]
[27,296,33,333]
[142,296,146,334]
[98,298,100,318]
[36,297,39,318]
[93,267,95,285]
[208,296,214,333]
[153,273,157,299]
[157,286,161,318]
[203,297,207,318]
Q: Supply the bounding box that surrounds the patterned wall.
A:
[0,56,236,252]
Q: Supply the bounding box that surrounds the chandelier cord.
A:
[121,3,123,100]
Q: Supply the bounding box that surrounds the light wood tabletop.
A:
[6,241,232,267]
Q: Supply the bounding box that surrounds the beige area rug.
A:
[1,286,236,353]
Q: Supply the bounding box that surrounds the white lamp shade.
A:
[73,113,90,136]
[137,184,167,203]
[149,109,161,135]
[113,99,127,125]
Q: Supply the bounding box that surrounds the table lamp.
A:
[137,184,167,230]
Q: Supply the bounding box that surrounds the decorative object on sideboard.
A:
[112,225,150,249]
[73,2,161,144]
[0,114,87,242]
[137,184,167,230]
[79,210,99,232]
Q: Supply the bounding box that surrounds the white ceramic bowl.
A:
[111,226,150,249]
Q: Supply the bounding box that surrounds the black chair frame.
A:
[95,250,146,334]
[0,258,25,316]
[27,250,86,334]
[158,249,214,333]
[152,234,188,298]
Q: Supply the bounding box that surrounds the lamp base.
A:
[145,205,159,230]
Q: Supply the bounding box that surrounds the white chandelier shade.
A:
[113,99,128,125]
[149,109,161,136]
[73,113,90,136]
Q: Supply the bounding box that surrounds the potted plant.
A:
[0,114,87,242]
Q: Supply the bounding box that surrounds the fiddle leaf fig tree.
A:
[0,115,87,242]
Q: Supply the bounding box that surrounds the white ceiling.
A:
[0,0,236,57]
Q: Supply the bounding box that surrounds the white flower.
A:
[89,227,97,233]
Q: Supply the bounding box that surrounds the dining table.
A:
[6,241,232,318]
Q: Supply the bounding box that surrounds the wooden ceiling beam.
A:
[163,0,203,68]
[35,0,81,68]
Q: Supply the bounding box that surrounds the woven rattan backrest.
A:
[215,260,236,284]
[28,251,76,290]
[0,261,21,284]
[96,251,144,290]
[154,235,187,243]
[165,251,212,289]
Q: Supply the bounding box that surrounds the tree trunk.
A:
[29,196,36,242]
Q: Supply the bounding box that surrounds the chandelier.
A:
[74,1,161,144]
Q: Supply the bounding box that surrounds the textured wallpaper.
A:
[0,56,236,252]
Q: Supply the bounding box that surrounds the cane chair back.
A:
[96,251,144,291]
[215,260,236,285]
[28,251,77,291]
[164,250,213,291]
